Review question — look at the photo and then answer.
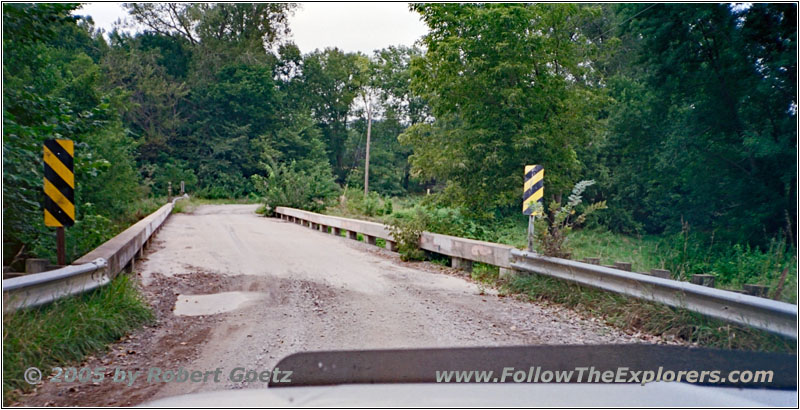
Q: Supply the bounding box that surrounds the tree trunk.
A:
[364,102,372,195]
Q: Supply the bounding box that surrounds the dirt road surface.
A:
[17,204,653,406]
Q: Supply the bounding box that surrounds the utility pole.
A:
[364,100,372,196]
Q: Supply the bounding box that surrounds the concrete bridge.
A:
[20,204,645,406]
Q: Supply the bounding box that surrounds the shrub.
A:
[252,160,340,214]
[387,207,429,261]
[535,180,607,258]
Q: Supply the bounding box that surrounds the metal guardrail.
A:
[3,258,108,313]
[2,194,189,313]
[275,206,797,339]
[510,249,798,339]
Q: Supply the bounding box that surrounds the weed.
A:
[3,275,153,403]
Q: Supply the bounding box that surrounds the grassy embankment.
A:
[323,190,797,353]
[3,276,153,404]
[2,196,185,404]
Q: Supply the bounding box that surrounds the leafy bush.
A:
[383,198,393,216]
[252,160,340,214]
[336,189,396,218]
[387,207,428,261]
[534,180,607,258]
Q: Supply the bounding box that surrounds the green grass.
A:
[2,275,153,404]
[492,219,676,273]
[568,229,668,272]
[457,261,793,352]
[501,273,795,353]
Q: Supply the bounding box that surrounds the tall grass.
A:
[3,275,153,403]
[502,273,795,353]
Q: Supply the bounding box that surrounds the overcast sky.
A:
[75,2,429,54]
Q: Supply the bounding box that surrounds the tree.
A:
[300,48,362,180]
[3,3,141,263]
[600,3,797,244]
[372,45,430,126]
[403,3,605,216]
[124,3,296,49]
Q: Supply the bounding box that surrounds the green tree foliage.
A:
[300,48,363,180]
[599,4,796,244]
[4,2,794,272]
[3,4,142,264]
[344,46,428,195]
[402,4,606,216]
[121,2,332,199]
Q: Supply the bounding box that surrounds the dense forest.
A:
[3,4,796,286]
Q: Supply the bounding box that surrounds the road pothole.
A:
[173,291,264,316]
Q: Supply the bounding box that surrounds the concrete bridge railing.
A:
[275,207,515,275]
[273,206,797,339]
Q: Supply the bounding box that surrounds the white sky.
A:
[75,2,429,54]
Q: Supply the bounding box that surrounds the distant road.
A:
[20,204,649,406]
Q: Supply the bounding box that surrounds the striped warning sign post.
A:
[523,165,544,216]
[523,165,543,252]
[43,139,74,264]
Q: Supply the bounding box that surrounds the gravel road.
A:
[17,204,651,406]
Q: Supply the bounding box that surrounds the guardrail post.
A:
[168,182,172,200]
[499,267,516,279]
[387,241,398,252]
[334,228,342,236]
[366,235,377,246]
[583,257,600,265]
[180,180,185,195]
[614,261,632,271]
[451,257,473,272]
[691,274,715,288]
[743,284,769,297]
[347,231,358,240]
[25,259,49,274]
[650,269,671,279]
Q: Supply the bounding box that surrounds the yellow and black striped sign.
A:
[523,165,543,216]
[43,139,75,227]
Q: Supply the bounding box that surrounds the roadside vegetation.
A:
[323,190,796,353]
[326,190,797,304]
[2,2,795,359]
[2,275,153,404]
[480,265,795,354]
